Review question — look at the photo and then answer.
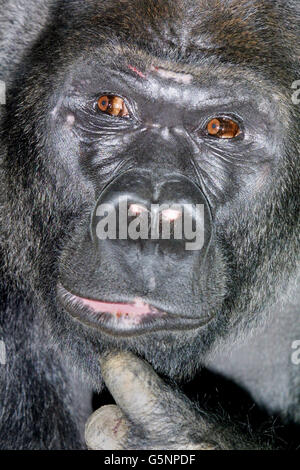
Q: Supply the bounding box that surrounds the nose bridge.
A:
[135,126,195,174]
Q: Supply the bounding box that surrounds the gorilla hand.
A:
[85,351,228,450]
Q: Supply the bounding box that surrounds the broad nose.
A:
[90,169,212,257]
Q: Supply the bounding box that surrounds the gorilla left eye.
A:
[206,117,241,139]
[97,95,129,117]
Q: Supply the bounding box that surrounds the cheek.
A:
[224,162,273,209]
[249,163,272,193]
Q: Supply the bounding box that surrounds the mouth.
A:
[57,284,212,337]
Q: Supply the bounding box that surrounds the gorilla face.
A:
[2,0,299,381]
[55,50,280,337]
[56,53,229,336]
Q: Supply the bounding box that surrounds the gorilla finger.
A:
[85,405,128,450]
[99,351,175,426]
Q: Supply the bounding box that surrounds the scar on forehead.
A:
[127,64,193,84]
[128,64,147,79]
[150,65,193,84]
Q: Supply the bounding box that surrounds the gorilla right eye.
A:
[97,95,129,117]
[206,117,241,139]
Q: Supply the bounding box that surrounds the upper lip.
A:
[57,284,212,337]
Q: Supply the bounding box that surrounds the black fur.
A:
[0,0,299,449]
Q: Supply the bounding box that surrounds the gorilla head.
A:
[1,0,299,387]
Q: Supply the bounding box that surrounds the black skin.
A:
[0,0,299,449]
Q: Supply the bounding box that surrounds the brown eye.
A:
[207,117,241,139]
[97,95,109,111]
[97,95,129,117]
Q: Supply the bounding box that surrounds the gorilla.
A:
[0,0,299,450]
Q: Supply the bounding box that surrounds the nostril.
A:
[90,169,212,253]
[128,203,148,216]
[161,208,182,221]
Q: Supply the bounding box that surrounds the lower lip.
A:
[57,285,211,336]
[79,296,161,317]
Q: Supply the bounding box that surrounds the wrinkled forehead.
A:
[57,44,287,115]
